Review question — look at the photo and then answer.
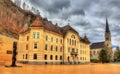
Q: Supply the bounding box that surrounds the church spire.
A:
[105,18,110,33]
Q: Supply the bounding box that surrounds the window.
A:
[33,54,37,60]
[80,57,82,60]
[51,37,53,42]
[107,44,109,46]
[6,50,12,54]
[93,51,96,55]
[26,44,28,50]
[106,38,109,40]
[60,47,62,52]
[56,46,58,52]
[23,54,24,59]
[97,51,99,54]
[85,57,86,60]
[90,51,92,54]
[70,39,71,45]
[46,35,48,41]
[72,49,74,52]
[33,32,36,38]
[26,54,28,59]
[68,48,70,52]
[45,44,48,50]
[60,39,62,44]
[27,36,29,41]
[84,51,86,54]
[56,38,58,43]
[44,54,47,60]
[34,42,38,49]
[80,50,82,54]
[55,55,58,60]
[83,51,84,54]
[50,45,53,51]
[50,55,53,60]
[76,49,78,52]
[72,40,74,45]
[75,40,76,46]
[67,38,69,44]
[60,56,62,60]
[37,32,40,38]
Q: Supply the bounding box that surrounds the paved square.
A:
[0,63,120,74]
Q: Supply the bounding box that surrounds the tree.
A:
[99,49,108,63]
[114,47,120,62]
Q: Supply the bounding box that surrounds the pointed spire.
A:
[105,17,110,32]
[84,34,90,43]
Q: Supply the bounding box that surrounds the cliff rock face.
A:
[0,0,37,38]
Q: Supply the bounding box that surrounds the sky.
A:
[13,0,120,46]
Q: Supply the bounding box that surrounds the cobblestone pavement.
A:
[0,63,120,74]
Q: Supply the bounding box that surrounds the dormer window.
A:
[37,32,40,38]
[33,32,36,38]
[46,35,48,41]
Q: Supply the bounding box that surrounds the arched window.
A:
[60,56,62,60]
[56,46,58,52]
[37,32,40,38]
[46,35,48,41]
[26,54,28,59]
[51,37,53,42]
[50,55,53,60]
[45,44,48,50]
[55,55,58,60]
[33,32,36,38]
[68,48,70,52]
[70,39,71,45]
[56,38,58,43]
[27,36,29,41]
[34,42,38,49]
[23,54,24,59]
[60,39,62,44]
[26,44,28,50]
[60,47,62,52]
[50,45,53,51]
[44,54,47,60]
[33,54,37,60]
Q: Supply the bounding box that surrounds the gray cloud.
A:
[29,0,70,14]
[19,0,120,46]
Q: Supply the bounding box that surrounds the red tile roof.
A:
[31,17,43,27]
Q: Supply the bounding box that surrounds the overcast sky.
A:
[14,0,120,46]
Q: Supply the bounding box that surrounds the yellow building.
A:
[17,16,90,64]
[0,27,18,65]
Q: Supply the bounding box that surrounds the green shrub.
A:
[90,59,99,63]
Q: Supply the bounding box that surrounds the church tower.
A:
[105,18,112,48]
[104,18,112,60]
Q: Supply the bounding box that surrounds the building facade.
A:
[90,18,112,60]
[17,16,90,64]
[0,29,18,65]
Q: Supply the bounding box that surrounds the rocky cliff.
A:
[0,0,37,39]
